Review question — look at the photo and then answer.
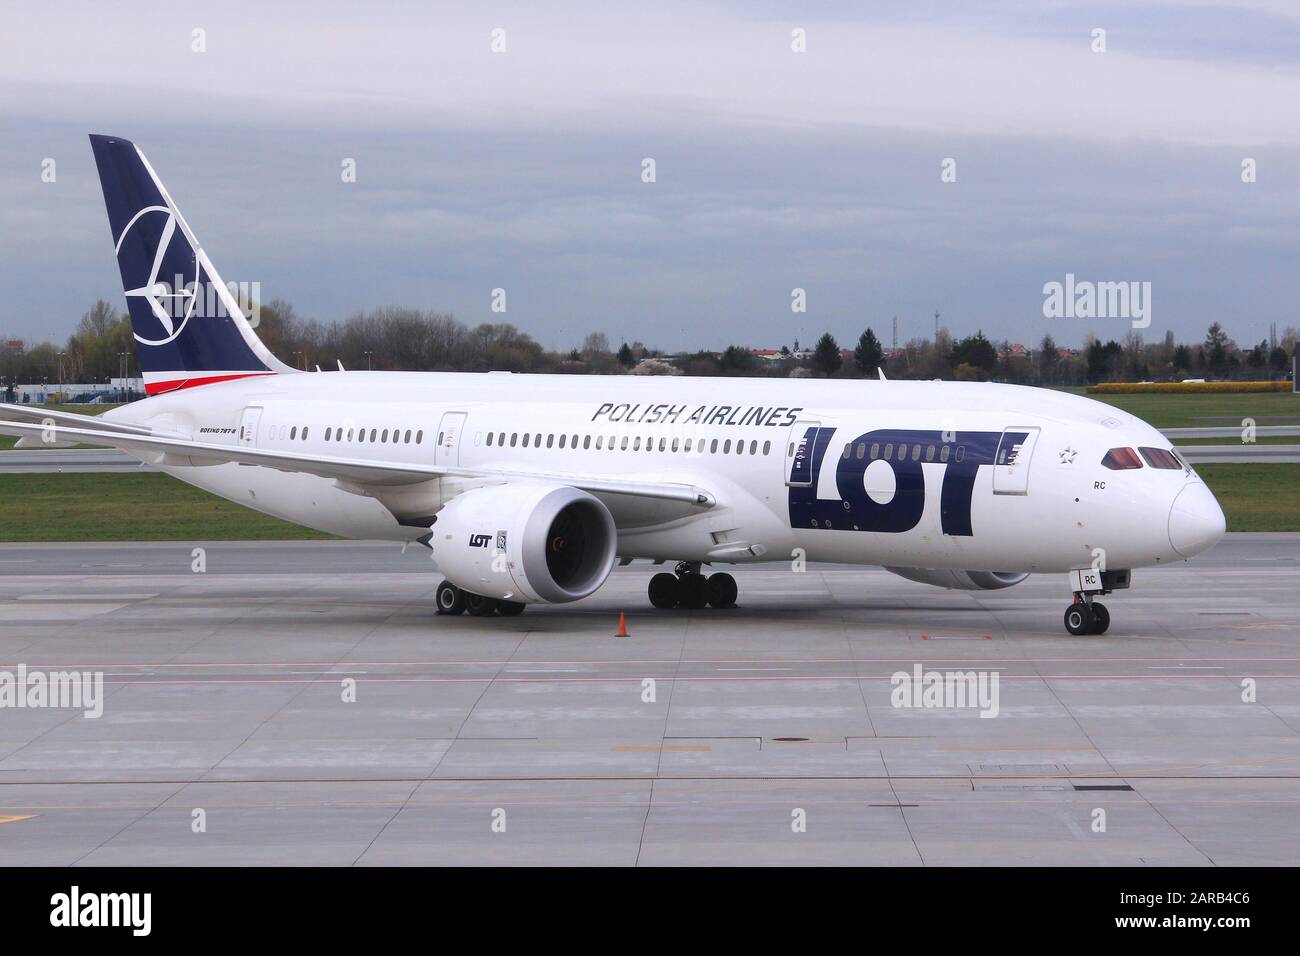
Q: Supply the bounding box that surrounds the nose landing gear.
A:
[1062,569,1127,635]
[1064,599,1109,635]
[648,562,738,610]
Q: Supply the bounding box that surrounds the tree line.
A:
[2,299,1294,391]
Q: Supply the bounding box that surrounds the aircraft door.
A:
[992,426,1040,495]
[239,406,263,447]
[785,420,822,487]
[435,411,468,467]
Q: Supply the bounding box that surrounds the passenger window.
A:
[856,442,866,460]
[595,436,603,449]
[870,443,879,460]
[558,434,566,449]
[535,433,541,447]
[750,440,758,455]
[382,429,389,442]
[659,437,667,452]
[290,426,297,440]
[712,439,719,453]
[487,432,494,446]
[685,438,693,452]
[762,441,771,455]
[438,432,444,446]
[325,427,332,441]
[955,446,965,463]
[347,428,354,441]
[724,439,732,453]
[1102,447,1143,470]
[897,443,907,461]
[302,427,309,440]
[634,437,642,451]
[672,438,679,452]
[883,443,893,459]
[940,445,949,462]
[1139,447,1182,469]
[620,436,629,451]
[523,433,530,448]
[584,435,591,449]
[911,444,921,462]
[416,430,423,444]
[547,434,554,448]
[571,434,578,447]
[925,444,934,462]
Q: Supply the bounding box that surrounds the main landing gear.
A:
[647,562,737,610]
[435,580,525,617]
[1063,597,1109,635]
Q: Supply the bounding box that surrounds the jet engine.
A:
[430,483,617,604]
[884,567,1029,591]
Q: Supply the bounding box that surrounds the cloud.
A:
[1,1,1297,350]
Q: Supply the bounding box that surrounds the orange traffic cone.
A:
[616,611,629,637]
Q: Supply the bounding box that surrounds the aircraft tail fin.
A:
[88,134,294,395]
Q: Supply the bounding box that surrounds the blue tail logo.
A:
[116,203,199,346]
[89,134,292,394]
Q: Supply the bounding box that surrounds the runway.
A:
[0,535,1297,865]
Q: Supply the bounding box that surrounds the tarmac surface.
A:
[0,535,1297,865]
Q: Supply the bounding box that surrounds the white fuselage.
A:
[102,371,1221,575]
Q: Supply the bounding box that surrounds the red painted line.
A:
[144,372,275,395]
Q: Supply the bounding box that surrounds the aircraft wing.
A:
[0,419,715,507]
[0,402,156,447]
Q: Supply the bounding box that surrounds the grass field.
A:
[1056,387,1300,429]
[1193,464,1300,532]
[0,473,333,541]
[0,466,1293,540]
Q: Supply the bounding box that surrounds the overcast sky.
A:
[2,0,1298,352]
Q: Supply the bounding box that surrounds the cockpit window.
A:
[1139,447,1182,469]
[1101,447,1142,470]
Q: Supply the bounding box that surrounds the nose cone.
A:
[1168,483,1226,558]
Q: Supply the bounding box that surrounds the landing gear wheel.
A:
[678,572,709,609]
[435,580,465,615]
[1089,602,1110,634]
[648,572,679,609]
[705,572,738,609]
[465,592,498,617]
[496,600,526,617]
[1064,603,1095,636]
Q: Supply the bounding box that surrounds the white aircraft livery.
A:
[0,135,1227,634]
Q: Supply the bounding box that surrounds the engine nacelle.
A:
[884,567,1029,591]
[431,483,617,604]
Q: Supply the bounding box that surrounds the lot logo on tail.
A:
[116,205,261,347]
[117,205,197,345]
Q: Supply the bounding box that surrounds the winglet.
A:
[877,367,887,381]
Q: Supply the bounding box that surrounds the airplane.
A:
[0,134,1227,635]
